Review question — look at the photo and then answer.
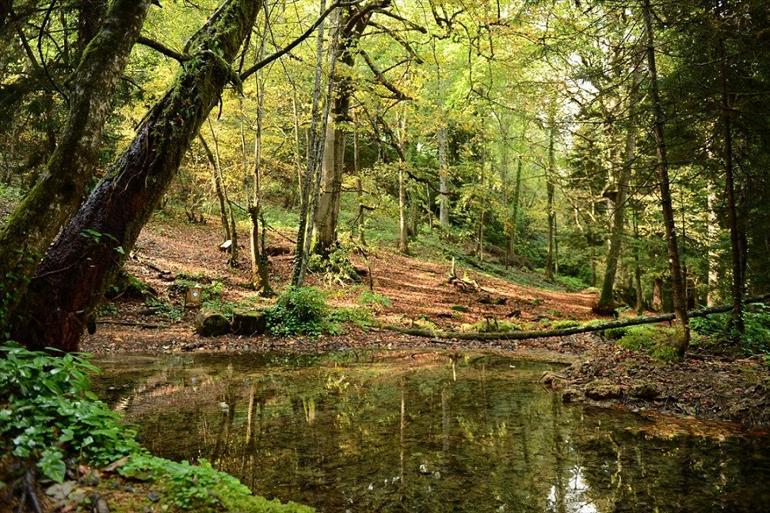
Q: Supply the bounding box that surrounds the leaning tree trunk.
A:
[13,0,261,351]
[0,0,152,331]
[642,0,690,355]
[597,65,641,313]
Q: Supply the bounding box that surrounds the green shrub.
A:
[327,307,375,333]
[690,306,770,353]
[0,343,140,482]
[555,275,588,292]
[307,245,358,285]
[613,325,679,362]
[144,297,184,321]
[357,290,392,308]
[266,286,329,336]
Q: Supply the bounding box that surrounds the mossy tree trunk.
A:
[0,0,152,333]
[12,0,261,351]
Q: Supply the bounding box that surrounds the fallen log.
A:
[383,294,770,341]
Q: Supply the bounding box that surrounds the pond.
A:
[92,350,770,513]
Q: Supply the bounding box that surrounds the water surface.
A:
[92,350,770,513]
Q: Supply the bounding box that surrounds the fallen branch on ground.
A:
[382,294,770,341]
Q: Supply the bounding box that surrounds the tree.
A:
[0,0,153,333]
[641,0,690,355]
[11,0,262,350]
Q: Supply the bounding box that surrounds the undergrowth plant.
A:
[0,343,312,512]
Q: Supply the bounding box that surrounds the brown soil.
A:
[80,218,770,428]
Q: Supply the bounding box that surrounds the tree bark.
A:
[13,0,261,351]
[642,0,690,356]
[312,0,388,256]
[0,0,152,332]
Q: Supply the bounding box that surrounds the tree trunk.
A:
[13,0,261,351]
[717,15,744,339]
[198,134,231,244]
[398,163,408,253]
[312,1,386,256]
[0,0,152,331]
[508,147,523,266]
[353,123,367,245]
[597,65,641,313]
[642,0,690,356]
[438,124,450,228]
[208,120,238,267]
[248,31,270,292]
[544,116,556,281]
[292,0,328,285]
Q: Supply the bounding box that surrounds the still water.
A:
[92,351,770,513]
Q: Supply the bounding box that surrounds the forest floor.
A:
[76,218,770,430]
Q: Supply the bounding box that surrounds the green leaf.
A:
[39,448,66,483]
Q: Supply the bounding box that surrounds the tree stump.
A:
[231,310,268,336]
[195,311,231,337]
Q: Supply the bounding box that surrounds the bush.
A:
[690,305,770,354]
[357,290,392,308]
[0,343,140,482]
[307,245,359,285]
[612,325,679,362]
[266,286,329,336]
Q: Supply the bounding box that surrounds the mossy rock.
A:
[629,381,660,400]
[195,311,231,337]
[231,310,268,336]
[584,380,623,400]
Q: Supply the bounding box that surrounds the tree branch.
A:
[137,35,191,62]
[241,0,363,81]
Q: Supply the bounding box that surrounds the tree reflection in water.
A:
[92,351,770,513]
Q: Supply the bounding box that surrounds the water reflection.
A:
[92,351,770,513]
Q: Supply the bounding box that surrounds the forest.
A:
[1,0,769,511]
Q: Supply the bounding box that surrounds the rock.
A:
[629,382,660,400]
[96,498,110,513]
[195,310,231,337]
[45,481,77,501]
[231,310,268,336]
[561,387,584,403]
[585,380,623,400]
[147,491,160,503]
